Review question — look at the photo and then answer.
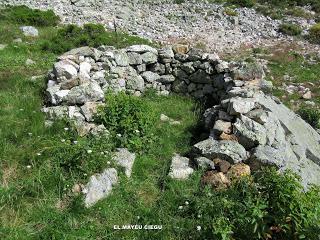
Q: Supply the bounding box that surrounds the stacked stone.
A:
[191,77,320,189]
[43,44,233,135]
[43,44,320,189]
[45,44,232,103]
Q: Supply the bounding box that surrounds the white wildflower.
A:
[87,150,93,154]
[178,205,183,210]
[197,226,201,231]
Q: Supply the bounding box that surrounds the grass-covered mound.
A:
[309,23,320,44]
[279,23,302,36]
[0,5,60,26]
[41,23,152,54]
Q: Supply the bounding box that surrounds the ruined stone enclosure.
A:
[42,44,320,189]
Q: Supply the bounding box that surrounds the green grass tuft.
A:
[279,23,302,36]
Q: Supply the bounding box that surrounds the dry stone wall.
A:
[42,44,320,189]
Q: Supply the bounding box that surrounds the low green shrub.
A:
[0,5,59,26]
[255,5,283,19]
[297,107,320,129]
[286,7,313,19]
[279,23,302,36]
[41,23,151,54]
[174,0,185,4]
[309,23,320,44]
[179,168,320,240]
[96,92,158,153]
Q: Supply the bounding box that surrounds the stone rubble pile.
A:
[42,44,235,135]
[0,0,295,53]
[43,44,320,206]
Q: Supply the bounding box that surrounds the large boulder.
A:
[193,139,248,163]
[251,93,320,188]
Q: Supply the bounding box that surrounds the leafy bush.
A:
[174,0,185,4]
[41,23,151,54]
[96,92,158,152]
[279,23,302,36]
[178,168,320,240]
[0,5,59,26]
[309,23,320,44]
[298,107,320,129]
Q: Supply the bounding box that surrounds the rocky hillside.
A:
[1,0,319,53]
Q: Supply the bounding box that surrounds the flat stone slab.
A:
[193,139,248,163]
[84,168,118,207]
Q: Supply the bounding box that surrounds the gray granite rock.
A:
[169,154,194,180]
[20,26,38,37]
[112,148,136,178]
[193,139,248,163]
[84,168,118,207]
